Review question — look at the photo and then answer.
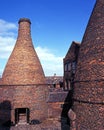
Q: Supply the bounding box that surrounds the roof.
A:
[46,76,63,84]
[64,41,80,62]
[47,91,68,103]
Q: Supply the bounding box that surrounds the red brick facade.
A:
[0,18,48,125]
[2,18,45,85]
[0,1,104,129]
[73,0,104,129]
[63,41,80,90]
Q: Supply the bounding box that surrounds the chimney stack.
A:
[18,18,31,38]
[2,18,46,85]
[1,18,48,123]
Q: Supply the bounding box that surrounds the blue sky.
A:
[0,0,96,76]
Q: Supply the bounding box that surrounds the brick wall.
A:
[0,18,48,125]
[0,84,48,124]
[2,18,45,85]
[73,0,104,129]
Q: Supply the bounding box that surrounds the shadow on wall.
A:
[0,100,12,129]
[61,89,74,130]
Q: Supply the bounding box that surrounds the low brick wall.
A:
[0,84,48,124]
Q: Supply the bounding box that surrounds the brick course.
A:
[73,0,104,129]
[2,18,45,85]
[0,18,48,124]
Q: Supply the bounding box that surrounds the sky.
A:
[0,0,96,77]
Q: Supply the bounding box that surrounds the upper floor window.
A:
[68,63,71,71]
[64,64,68,71]
[72,61,76,73]
[64,61,76,73]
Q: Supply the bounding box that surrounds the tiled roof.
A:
[64,41,80,62]
[46,76,63,84]
[47,91,68,103]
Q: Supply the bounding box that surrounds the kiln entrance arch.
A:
[15,108,29,124]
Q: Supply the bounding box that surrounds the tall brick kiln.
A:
[0,18,48,125]
[73,0,104,129]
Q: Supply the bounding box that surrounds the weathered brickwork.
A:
[48,103,62,119]
[63,41,80,90]
[73,0,104,129]
[0,18,68,129]
[0,86,48,123]
[2,18,45,85]
[47,91,68,120]
[64,41,80,62]
[0,18,48,125]
[1,1,104,129]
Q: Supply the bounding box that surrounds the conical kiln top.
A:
[73,0,104,129]
[2,18,46,85]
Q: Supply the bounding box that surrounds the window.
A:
[64,64,68,71]
[72,61,76,74]
[72,61,76,69]
[68,63,71,71]
[64,62,71,71]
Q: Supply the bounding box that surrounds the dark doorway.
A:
[0,100,12,129]
[15,108,29,124]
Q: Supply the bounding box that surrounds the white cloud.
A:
[0,19,17,59]
[0,36,16,59]
[0,19,17,76]
[0,19,17,34]
[0,19,64,76]
[36,46,64,76]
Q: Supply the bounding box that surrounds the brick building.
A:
[0,18,69,130]
[0,0,103,129]
[46,74,63,90]
[63,41,80,91]
[0,18,48,125]
[72,0,104,129]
